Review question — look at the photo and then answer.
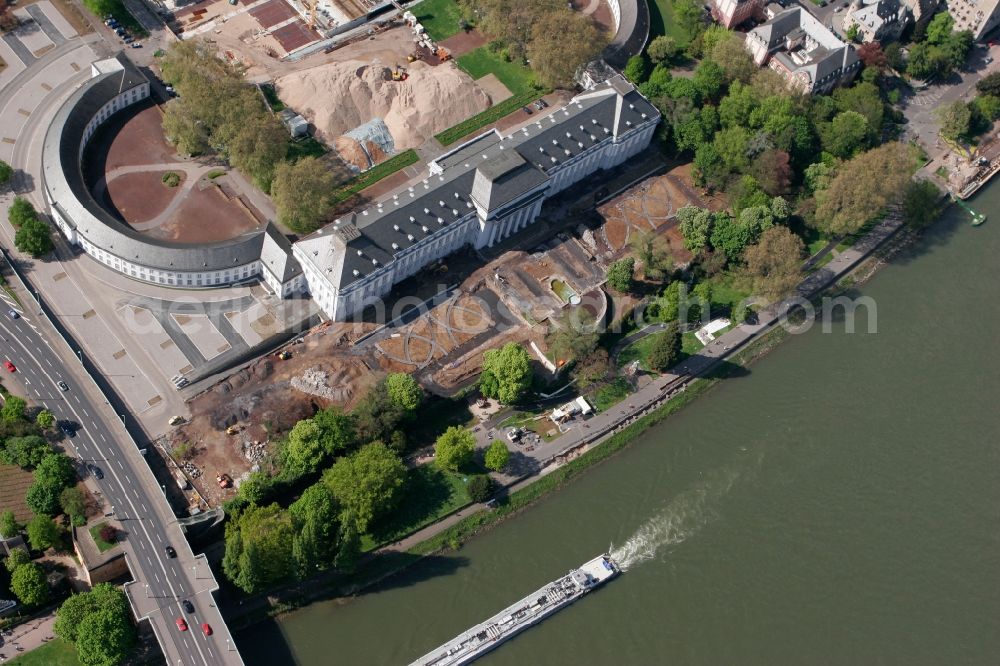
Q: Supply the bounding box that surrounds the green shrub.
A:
[161,172,181,187]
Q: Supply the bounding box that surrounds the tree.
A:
[857,42,887,69]
[34,453,76,489]
[55,584,131,645]
[484,440,509,472]
[288,482,342,575]
[902,179,942,229]
[4,546,29,572]
[60,486,87,520]
[647,35,680,65]
[820,111,869,159]
[323,442,406,533]
[674,0,706,41]
[7,196,36,227]
[466,474,494,503]
[36,410,54,429]
[10,562,48,606]
[976,71,1000,97]
[693,143,729,190]
[528,9,606,88]
[434,426,476,472]
[479,342,532,405]
[76,608,136,666]
[270,157,341,234]
[925,11,955,44]
[605,257,635,293]
[0,395,26,423]
[26,514,62,551]
[0,159,12,185]
[630,229,672,280]
[646,324,681,372]
[0,509,20,538]
[385,373,423,412]
[692,59,725,103]
[14,216,53,257]
[710,209,772,260]
[235,471,272,506]
[623,55,650,84]
[677,205,713,252]
[742,226,804,301]
[815,143,912,235]
[0,435,49,469]
[25,481,61,516]
[222,502,297,594]
[353,380,407,444]
[936,100,972,141]
[973,95,1000,124]
[750,149,792,196]
[709,30,756,84]
[546,311,599,365]
[573,348,611,388]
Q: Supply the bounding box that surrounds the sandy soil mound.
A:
[275,61,492,150]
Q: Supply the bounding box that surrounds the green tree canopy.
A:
[353,380,407,444]
[222,502,297,594]
[323,442,406,533]
[4,546,30,572]
[55,584,131,644]
[466,474,494,503]
[647,35,680,65]
[434,426,475,472]
[0,509,21,538]
[605,257,635,293]
[815,142,912,235]
[60,486,87,519]
[936,100,972,141]
[0,434,49,468]
[385,373,423,412]
[75,606,137,666]
[646,324,682,372]
[820,111,870,159]
[14,216,53,257]
[270,156,341,233]
[677,205,713,252]
[288,482,342,575]
[7,196,36,227]
[34,453,76,489]
[36,410,55,429]
[545,311,599,365]
[976,71,1000,96]
[11,562,49,606]
[26,514,63,551]
[0,159,12,185]
[623,55,650,83]
[25,480,61,516]
[484,440,510,472]
[902,179,942,229]
[527,8,606,88]
[0,395,27,423]
[742,225,804,301]
[480,342,532,404]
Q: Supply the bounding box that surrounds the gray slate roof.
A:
[298,75,659,292]
[43,53,284,274]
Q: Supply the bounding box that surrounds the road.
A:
[0,255,243,665]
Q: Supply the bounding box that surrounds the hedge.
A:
[434,90,547,146]
[331,149,419,204]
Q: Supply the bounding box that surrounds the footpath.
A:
[0,612,56,662]
[382,211,906,553]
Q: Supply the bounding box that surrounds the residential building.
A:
[745,7,861,94]
[844,0,912,42]
[946,0,1000,38]
[713,0,765,28]
[293,75,660,322]
[901,0,942,27]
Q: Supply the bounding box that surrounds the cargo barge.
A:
[409,554,619,666]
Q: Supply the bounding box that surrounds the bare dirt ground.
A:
[147,178,265,243]
[90,102,177,171]
[0,463,34,524]
[438,28,487,57]
[104,171,179,223]
[169,322,377,504]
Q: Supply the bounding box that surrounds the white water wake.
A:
[611,461,753,571]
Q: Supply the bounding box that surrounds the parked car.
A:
[536,98,548,108]
[59,421,76,438]
[86,463,103,479]
[7,309,19,319]
[521,105,533,115]
[57,380,69,391]
[201,624,212,636]
[4,360,15,372]
[175,618,188,632]
[165,545,177,558]
[131,42,142,48]
[182,600,194,614]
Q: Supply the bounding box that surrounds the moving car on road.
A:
[86,463,103,479]
[201,624,212,636]
[4,361,15,372]
[175,618,188,632]
[182,600,194,614]
[165,545,177,558]
[7,309,18,319]
[57,380,69,391]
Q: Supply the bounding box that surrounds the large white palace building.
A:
[294,75,659,321]
[42,54,659,322]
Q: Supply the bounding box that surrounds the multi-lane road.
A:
[0,261,243,665]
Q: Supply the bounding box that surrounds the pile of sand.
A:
[275,60,493,151]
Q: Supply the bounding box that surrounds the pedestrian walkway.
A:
[0,612,56,661]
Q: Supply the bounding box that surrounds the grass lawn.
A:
[81,0,146,36]
[498,410,557,441]
[648,0,690,45]
[412,0,464,41]
[259,83,285,112]
[590,377,632,411]
[456,47,536,96]
[616,331,663,370]
[8,638,80,666]
[361,465,470,551]
[407,395,475,450]
[704,274,751,317]
[89,523,117,553]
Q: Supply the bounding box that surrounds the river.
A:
[238,181,1000,665]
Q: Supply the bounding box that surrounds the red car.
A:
[4,361,15,372]
[201,623,212,636]
[175,617,188,632]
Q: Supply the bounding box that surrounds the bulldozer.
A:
[390,64,408,81]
